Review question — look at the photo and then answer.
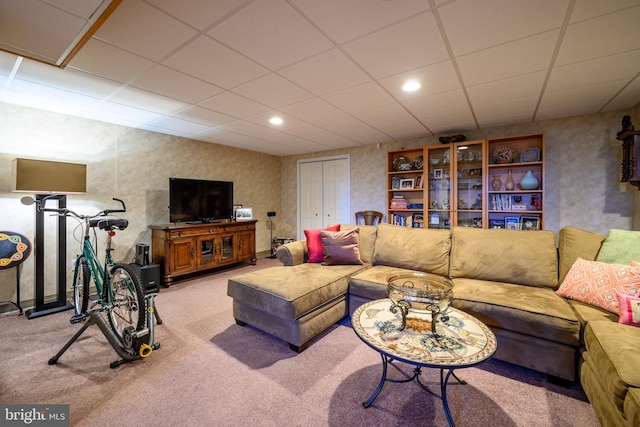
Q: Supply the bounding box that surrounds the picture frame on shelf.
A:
[504,216,520,230]
[400,178,415,189]
[414,175,422,188]
[236,208,253,221]
[233,204,243,220]
[392,176,401,189]
[520,216,540,231]
[434,169,443,179]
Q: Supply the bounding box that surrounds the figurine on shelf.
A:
[531,194,541,210]
[471,194,482,210]
[458,198,467,209]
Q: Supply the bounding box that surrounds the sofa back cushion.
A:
[450,227,558,289]
[373,223,451,276]
[558,226,606,284]
[339,224,377,264]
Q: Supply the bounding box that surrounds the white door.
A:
[298,156,350,240]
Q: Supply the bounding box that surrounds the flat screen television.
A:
[169,178,233,223]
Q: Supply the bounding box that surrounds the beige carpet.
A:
[0,257,600,426]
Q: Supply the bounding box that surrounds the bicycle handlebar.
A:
[39,197,127,219]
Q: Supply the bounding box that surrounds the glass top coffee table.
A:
[352,298,497,427]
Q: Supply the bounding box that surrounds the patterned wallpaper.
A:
[279,109,637,239]
[0,101,637,309]
[0,103,281,306]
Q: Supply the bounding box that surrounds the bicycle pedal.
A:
[70,313,87,324]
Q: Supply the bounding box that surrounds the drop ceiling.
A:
[1,0,639,156]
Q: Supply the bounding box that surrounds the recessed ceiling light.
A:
[402,80,421,92]
[269,116,283,125]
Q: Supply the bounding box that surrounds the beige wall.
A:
[1,101,637,311]
[0,103,281,307]
[279,109,637,239]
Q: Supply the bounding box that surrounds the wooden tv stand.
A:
[149,221,257,284]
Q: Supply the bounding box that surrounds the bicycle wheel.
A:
[72,256,90,315]
[107,263,146,340]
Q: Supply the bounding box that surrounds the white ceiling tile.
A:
[351,103,415,126]
[467,72,546,106]
[207,0,333,70]
[291,0,430,44]
[474,97,539,128]
[146,116,210,134]
[233,73,313,108]
[343,12,448,79]
[379,61,461,101]
[138,123,189,137]
[424,110,477,135]
[198,91,270,118]
[457,31,559,86]
[569,0,640,23]
[322,82,396,112]
[131,65,224,104]
[109,87,189,114]
[279,98,350,123]
[244,110,305,129]
[603,76,640,111]
[547,50,640,92]
[0,49,20,75]
[147,0,250,31]
[4,78,102,114]
[404,89,471,118]
[68,38,154,83]
[282,122,355,146]
[439,0,569,56]
[173,106,236,126]
[556,6,640,66]
[162,35,269,90]
[537,80,630,120]
[92,100,164,125]
[372,118,430,140]
[279,49,371,96]
[338,123,389,144]
[16,58,121,98]
[94,0,197,61]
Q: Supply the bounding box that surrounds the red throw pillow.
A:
[618,293,640,327]
[304,225,340,263]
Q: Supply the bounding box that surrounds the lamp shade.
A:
[12,158,86,193]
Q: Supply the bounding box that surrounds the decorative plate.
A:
[492,145,517,164]
[442,149,450,164]
[520,147,540,163]
[412,155,424,170]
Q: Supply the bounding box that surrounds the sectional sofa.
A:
[227,223,640,427]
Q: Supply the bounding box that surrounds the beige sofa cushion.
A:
[449,227,558,289]
[349,265,425,301]
[228,263,366,320]
[583,320,640,414]
[452,277,580,346]
[373,223,450,276]
[558,226,606,284]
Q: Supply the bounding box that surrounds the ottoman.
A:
[227,263,365,351]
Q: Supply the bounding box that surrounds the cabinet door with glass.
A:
[452,140,485,228]
[387,148,425,227]
[486,134,544,230]
[425,145,452,229]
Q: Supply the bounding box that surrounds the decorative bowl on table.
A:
[387,272,453,334]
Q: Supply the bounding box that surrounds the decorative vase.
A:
[519,170,539,190]
[505,169,515,191]
[491,175,502,191]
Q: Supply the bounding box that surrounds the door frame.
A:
[297,154,350,240]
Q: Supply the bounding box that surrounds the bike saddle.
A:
[89,218,129,230]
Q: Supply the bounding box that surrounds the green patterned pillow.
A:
[596,229,640,265]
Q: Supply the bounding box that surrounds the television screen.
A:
[169,178,233,223]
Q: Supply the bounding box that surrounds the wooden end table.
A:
[352,299,497,426]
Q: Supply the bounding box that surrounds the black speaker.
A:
[135,243,149,266]
[129,263,160,294]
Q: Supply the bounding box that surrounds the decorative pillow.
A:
[304,225,340,263]
[320,228,363,266]
[617,293,640,327]
[556,258,640,314]
[596,229,640,265]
